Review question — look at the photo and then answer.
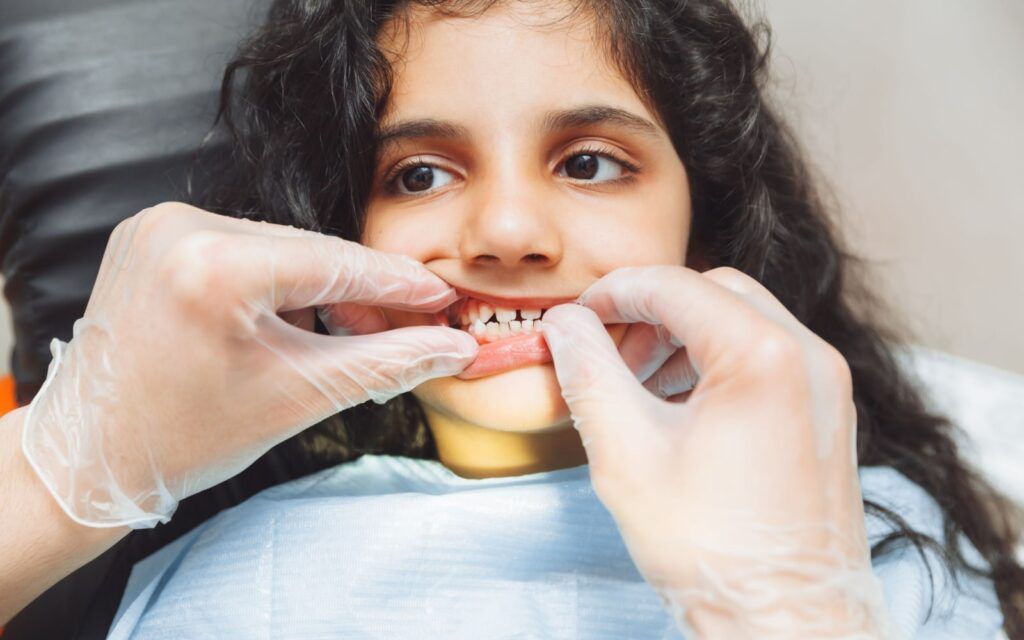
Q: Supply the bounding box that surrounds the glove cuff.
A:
[21,337,177,529]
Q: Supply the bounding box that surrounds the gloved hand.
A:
[21,202,478,529]
[540,265,893,639]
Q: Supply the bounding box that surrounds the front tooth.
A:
[521,309,542,320]
[497,323,511,338]
[521,319,534,332]
[509,320,522,334]
[495,306,516,322]
[485,322,499,339]
[478,303,494,322]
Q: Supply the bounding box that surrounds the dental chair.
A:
[1,1,1021,638]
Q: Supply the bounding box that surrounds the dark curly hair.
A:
[186,0,1024,634]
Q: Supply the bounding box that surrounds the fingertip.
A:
[540,303,601,331]
[417,284,460,310]
[448,326,481,357]
[414,327,480,365]
[541,304,604,355]
[419,328,479,378]
[389,253,461,310]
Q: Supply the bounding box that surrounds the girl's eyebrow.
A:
[539,104,661,139]
[375,103,661,152]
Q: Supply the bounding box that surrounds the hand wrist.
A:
[655,565,892,639]
[0,406,130,623]
[676,594,889,639]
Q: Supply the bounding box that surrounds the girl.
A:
[5,0,1022,637]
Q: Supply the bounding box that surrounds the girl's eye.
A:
[558,147,638,183]
[383,162,457,196]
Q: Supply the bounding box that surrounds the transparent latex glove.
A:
[541,266,893,639]
[21,202,477,529]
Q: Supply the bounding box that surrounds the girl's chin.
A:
[412,361,573,433]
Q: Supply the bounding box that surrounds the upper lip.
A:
[445,285,579,324]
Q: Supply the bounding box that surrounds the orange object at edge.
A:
[0,373,16,416]
[0,374,16,636]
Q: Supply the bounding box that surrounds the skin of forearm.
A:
[0,406,129,624]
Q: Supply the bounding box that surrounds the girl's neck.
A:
[422,404,588,479]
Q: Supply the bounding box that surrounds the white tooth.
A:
[485,322,499,339]
[497,323,511,338]
[472,318,486,335]
[495,306,516,322]
[509,320,522,334]
[521,308,542,320]
[478,303,494,322]
[460,313,469,327]
[521,319,534,332]
[533,320,544,332]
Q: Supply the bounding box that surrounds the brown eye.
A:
[558,148,635,183]
[565,154,599,180]
[402,166,435,192]
[386,163,456,196]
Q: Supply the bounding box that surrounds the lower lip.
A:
[455,330,551,380]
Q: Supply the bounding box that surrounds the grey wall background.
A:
[764,1,1023,375]
[0,1,1021,376]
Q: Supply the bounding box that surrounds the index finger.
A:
[576,265,773,376]
[229,230,459,313]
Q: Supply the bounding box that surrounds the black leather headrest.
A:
[0,0,262,404]
[0,3,305,637]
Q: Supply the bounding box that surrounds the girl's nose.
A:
[457,168,563,269]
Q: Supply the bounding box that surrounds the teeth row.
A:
[469,317,545,340]
[458,299,544,327]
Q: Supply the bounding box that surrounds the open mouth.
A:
[447,298,550,344]
[431,289,571,379]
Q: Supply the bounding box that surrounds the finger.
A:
[260,319,479,418]
[642,346,700,399]
[249,232,459,312]
[541,303,654,454]
[157,205,459,314]
[577,265,772,377]
[616,322,682,383]
[322,326,478,406]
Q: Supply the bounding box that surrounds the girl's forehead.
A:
[376,2,652,130]
[378,1,616,80]
[379,1,600,47]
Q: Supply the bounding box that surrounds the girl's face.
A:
[362,2,692,433]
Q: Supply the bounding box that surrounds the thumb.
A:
[264,321,479,415]
[325,325,479,406]
[541,304,651,452]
